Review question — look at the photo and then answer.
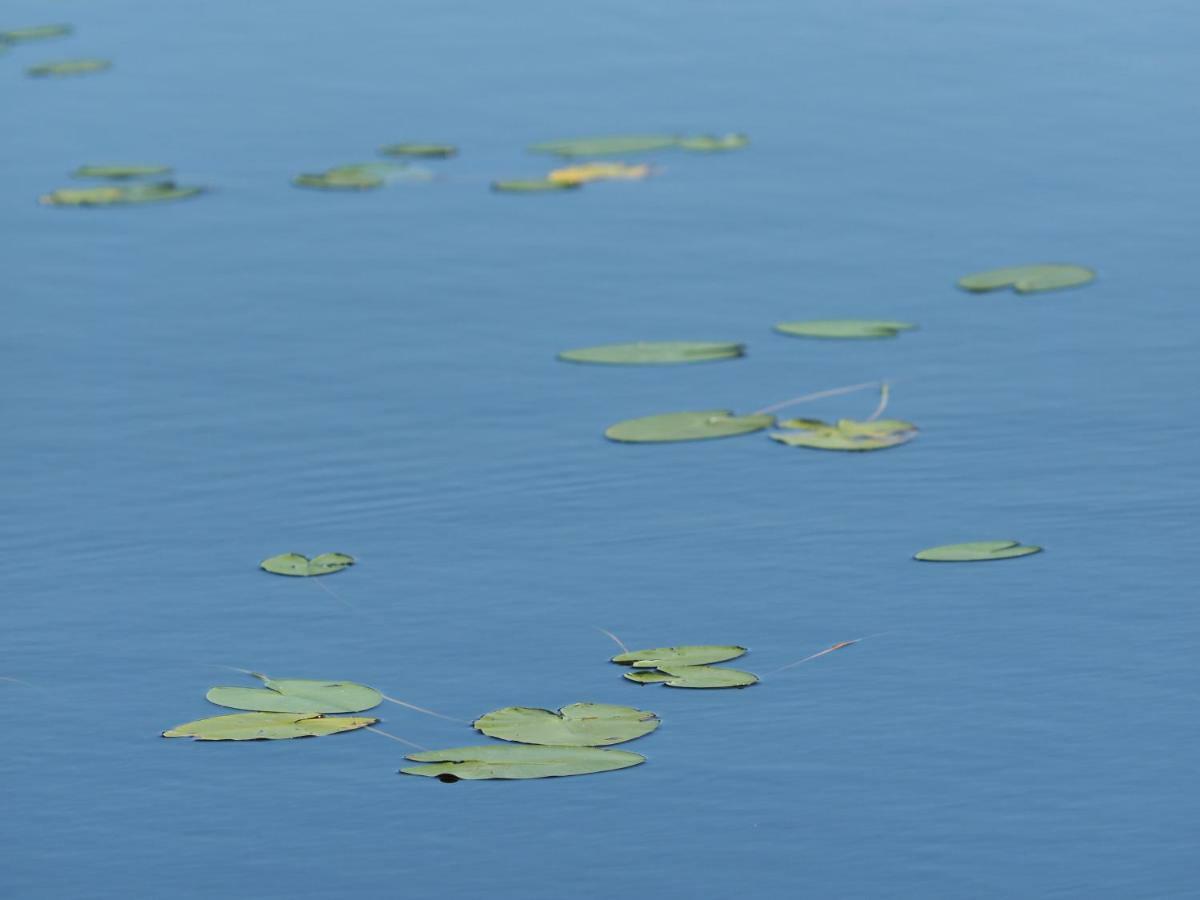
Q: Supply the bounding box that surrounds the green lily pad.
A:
[528,135,679,157]
[400,744,645,781]
[622,670,675,684]
[558,341,745,366]
[27,58,111,77]
[206,674,382,714]
[474,702,659,747]
[774,320,917,340]
[1,24,73,43]
[39,182,203,207]
[675,133,749,152]
[162,712,377,741]
[653,665,759,689]
[292,163,414,190]
[605,410,774,443]
[612,645,747,668]
[73,164,173,180]
[957,264,1094,294]
[914,540,1042,562]
[260,552,355,576]
[770,418,918,451]
[379,143,457,158]
[491,179,581,193]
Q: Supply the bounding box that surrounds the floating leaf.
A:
[206,674,382,714]
[490,179,580,193]
[400,744,645,781]
[774,320,917,340]
[547,162,651,185]
[914,540,1042,562]
[39,182,203,207]
[378,143,457,158]
[260,552,354,576]
[612,645,747,668]
[770,418,917,451]
[162,712,377,741]
[957,264,1094,294]
[558,341,744,366]
[1,24,73,43]
[622,670,674,684]
[27,58,111,77]
[474,702,659,747]
[73,164,172,180]
[650,665,759,689]
[675,133,749,152]
[292,163,414,190]
[605,409,774,443]
[529,135,679,157]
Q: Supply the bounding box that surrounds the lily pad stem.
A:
[752,381,882,416]
[364,725,429,751]
[866,382,891,421]
[593,626,629,653]
[380,694,469,724]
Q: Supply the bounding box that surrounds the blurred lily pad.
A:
[774,320,916,340]
[612,645,747,668]
[914,540,1042,562]
[559,341,744,365]
[207,674,382,714]
[162,712,377,741]
[676,133,749,152]
[634,665,759,689]
[379,143,457,158]
[27,58,111,77]
[39,182,203,207]
[529,135,679,157]
[548,162,651,184]
[1,24,73,43]
[260,552,354,576]
[770,418,917,451]
[491,179,580,193]
[606,410,774,443]
[957,264,1094,294]
[400,744,645,781]
[293,162,419,190]
[73,164,172,179]
[474,703,659,747]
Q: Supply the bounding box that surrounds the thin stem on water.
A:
[866,382,891,421]
[593,626,628,654]
[364,725,430,751]
[771,632,890,674]
[380,694,469,725]
[752,381,882,417]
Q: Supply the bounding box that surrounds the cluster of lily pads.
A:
[39,164,205,208]
[613,645,759,688]
[293,144,455,190]
[2,23,111,77]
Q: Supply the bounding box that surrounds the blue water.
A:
[3,1,1198,897]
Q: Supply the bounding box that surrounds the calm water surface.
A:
[3,1,1198,897]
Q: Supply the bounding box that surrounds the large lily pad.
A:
[774,320,916,340]
[162,712,377,741]
[474,703,659,747]
[957,264,1094,294]
[491,179,580,193]
[612,645,747,668]
[73,164,172,179]
[914,540,1042,562]
[651,665,759,689]
[547,162,651,185]
[676,133,749,152]
[378,143,457,158]
[400,744,645,781]
[39,182,203,207]
[529,135,679,157]
[605,409,774,443]
[27,58,111,77]
[206,674,382,714]
[1,24,73,43]
[558,341,744,366]
[260,552,354,576]
[770,418,917,451]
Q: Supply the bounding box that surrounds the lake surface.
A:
[3,1,1198,897]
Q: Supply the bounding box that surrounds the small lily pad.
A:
[39,182,203,207]
[529,135,679,157]
[675,133,749,152]
[612,645,747,668]
[27,58,111,77]
[622,671,675,684]
[770,418,917,451]
[491,179,581,193]
[73,164,172,180]
[400,744,645,781]
[292,163,412,190]
[162,712,377,741]
[559,341,744,365]
[653,665,759,689]
[474,703,659,747]
[1,24,73,43]
[547,162,651,184]
[378,143,457,158]
[774,320,916,340]
[206,674,382,714]
[260,552,354,576]
[605,409,774,443]
[914,540,1042,562]
[957,264,1094,294]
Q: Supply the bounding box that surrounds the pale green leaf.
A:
[27,58,111,77]
[558,341,744,365]
[914,540,1042,562]
[474,702,659,747]
[770,417,917,451]
[490,179,581,193]
[654,665,759,689]
[162,712,377,741]
[528,135,679,157]
[611,645,747,667]
[400,744,645,781]
[957,264,1094,294]
[379,143,457,158]
[774,320,916,340]
[1,24,73,43]
[73,164,173,180]
[260,552,355,577]
[675,133,749,152]
[39,182,203,207]
[605,410,773,443]
[206,674,382,714]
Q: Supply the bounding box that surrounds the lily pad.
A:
[27,58,111,77]
[612,645,747,668]
[558,341,744,366]
[378,143,457,158]
[292,163,413,190]
[162,712,377,741]
[73,164,172,180]
[605,409,774,443]
[400,744,645,781]
[206,674,382,714]
[914,540,1042,562]
[1,24,73,43]
[622,671,675,684]
[260,552,354,576]
[547,162,651,185]
[529,135,679,157]
[770,418,917,451]
[676,133,749,152]
[957,264,1094,294]
[774,320,917,340]
[474,702,659,747]
[652,665,759,689]
[39,182,203,207]
[491,179,580,193]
